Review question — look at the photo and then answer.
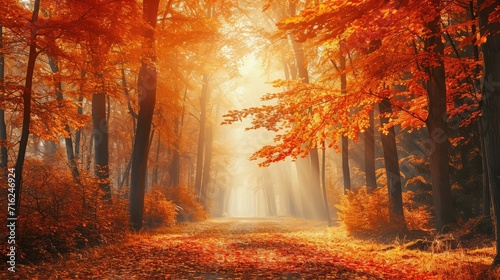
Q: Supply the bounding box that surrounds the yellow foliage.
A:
[164,185,207,222]
[337,187,390,234]
[144,188,177,228]
[403,191,432,231]
[337,187,431,234]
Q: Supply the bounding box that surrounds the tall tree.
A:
[201,124,213,206]
[47,56,81,185]
[364,107,377,191]
[478,0,500,266]
[92,77,110,201]
[340,50,351,193]
[321,142,332,227]
[169,87,187,188]
[130,0,161,231]
[424,0,455,230]
[195,74,209,202]
[13,0,41,218]
[379,98,405,226]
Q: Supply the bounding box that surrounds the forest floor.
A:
[4,217,500,279]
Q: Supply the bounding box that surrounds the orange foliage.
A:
[223,0,483,166]
[144,188,178,228]
[338,187,431,234]
[164,184,207,222]
[0,161,129,262]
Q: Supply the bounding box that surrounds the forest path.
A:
[12,217,432,279]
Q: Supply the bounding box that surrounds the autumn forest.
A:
[1,0,500,279]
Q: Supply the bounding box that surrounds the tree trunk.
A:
[92,91,110,201]
[364,107,377,191]
[13,0,40,218]
[481,129,491,216]
[424,0,455,231]
[129,0,160,231]
[339,48,351,194]
[341,136,351,193]
[310,148,327,219]
[48,56,81,185]
[75,94,83,160]
[201,125,213,206]
[468,1,491,218]
[296,157,314,219]
[379,98,405,227]
[0,26,7,171]
[322,142,332,227]
[169,118,181,187]
[478,0,500,266]
[153,132,161,186]
[194,74,209,201]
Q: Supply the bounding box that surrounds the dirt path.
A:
[6,218,434,279]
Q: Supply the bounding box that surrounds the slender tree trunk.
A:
[129,0,160,231]
[0,26,7,171]
[478,0,500,266]
[13,0,40,218]
[322,142,332,227]
[481,128,491,216]
[340,51,351,193]
[48,56,81,184]
[364,107,377,191]
[169,138,181,187]
[341,136,351,193]
[310,148,326,219]
[170,88,187,187]
[92,91,110,201]
[195,74,209,201]
[75,94,83,160]
[379,98,405,227]
[296,157,313,218]
[201,125,213,206]
[153,132,160,186]
[86,132,94,172]
[119,158,132,190]
[424,0,455,231]
[170,146,180,187]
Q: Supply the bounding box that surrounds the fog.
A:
[216,54,329,220]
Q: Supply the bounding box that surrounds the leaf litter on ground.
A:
[3,217,500,279]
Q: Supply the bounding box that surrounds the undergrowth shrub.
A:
[403,190,432,231]
[164,184,207,222]
[0,161,129,263]
[337,186,431,234]
[143,188,177,228]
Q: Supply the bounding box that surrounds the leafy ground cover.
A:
[3,217,500,279]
